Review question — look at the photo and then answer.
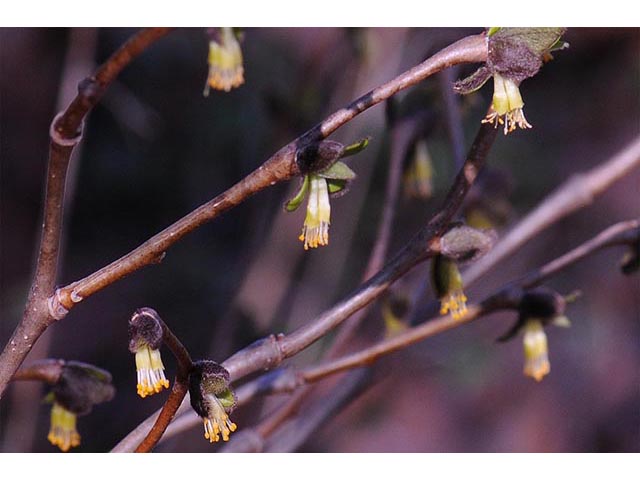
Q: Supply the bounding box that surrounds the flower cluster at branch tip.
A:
[522,319,550,382]
[189,360,238,444]
[286,139,367,250]
[431,254,468,320]
[403,138,434,199]
[128,307,170,398]
[453,27,567,135]
[48,402,81,452]
[45,360,115,452]
[204,27,244,95]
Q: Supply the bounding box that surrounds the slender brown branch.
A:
[134,315,193,453]
[0,28,174,397]
[52,33,487,314]
[463,135,640,287]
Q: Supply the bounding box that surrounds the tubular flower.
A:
[299,174,331,250]
[522,319,550,382]
[431,254,468,320]
[128,307,170,398]
[204,27,244,95]
[403,138,434,199]
[189,360,238,444]
[134,346,170,398]
[48,402,81,452]
[453,28,567,135]
[482,73,531,134]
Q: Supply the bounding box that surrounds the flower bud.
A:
[189,360,238,443]
[439,224,495,264]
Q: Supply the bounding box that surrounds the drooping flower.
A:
[482,72,531,134]
[129,307,170,398]
[403,138,434,199]
[299,174,331,250]
[431,254,468,320]
[497,287,572,382]
[46,361,115,451]
[204,27,244,95]
[48,401,81,452]
[522,318,550,382]
[285,139,366,250]
[453,27,567,135]
[189,360,238,443]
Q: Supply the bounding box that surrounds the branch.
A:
[113,118,498,452]
[134,314,193,453]
[301,218,639,382]
[463,134,640,287]
[51,33,487,314]
[0,28,174,397]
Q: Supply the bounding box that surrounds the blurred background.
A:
[0,27,638,453]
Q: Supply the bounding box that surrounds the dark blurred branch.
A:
[439,67,466,168]
[464,134,640,287]
[0,28,174,396]
[51,33,487,314]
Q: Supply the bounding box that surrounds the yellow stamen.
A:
[439,291,468,320]
[135,346,170,398]
[482,73,532,135]
[202,395,237,443]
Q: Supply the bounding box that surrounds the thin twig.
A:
[0,28,174,397]
[302,219,639,382]
[134,315,193,453]
[463,135,640,287]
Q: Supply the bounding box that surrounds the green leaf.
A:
[284,175,310,212]
[317,161,356,180]
[492,27,566,57]
[327,179,347,195]
[487,27,502,37]
[342,137,370,157]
